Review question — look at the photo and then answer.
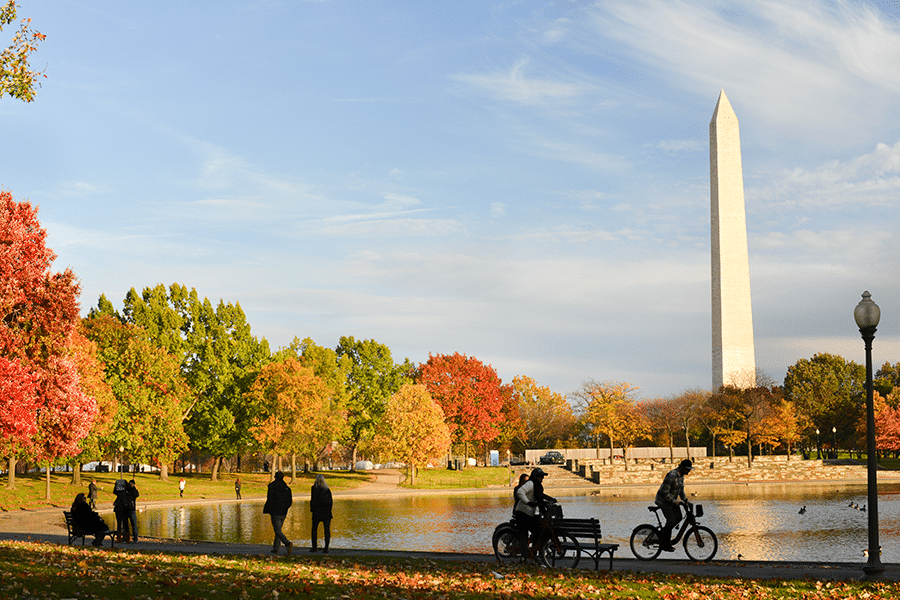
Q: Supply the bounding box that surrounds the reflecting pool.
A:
[135,482,900,563]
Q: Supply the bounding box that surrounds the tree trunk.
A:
[45,464,52,502]
[6,457,16,489]
[668,432,674,461]
[159,462,170,481]
[350,443,358,471]
[290,453,297,482]
[211,456,220,482]
[71,463,82,486]
[710,433,717,459]
[746,424,753,468]
[684,428,692,461]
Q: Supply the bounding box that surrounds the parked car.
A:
[509,455,529,466]
[539,451,565,465]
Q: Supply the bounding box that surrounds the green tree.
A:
[783,353,864,453]
[0,1,45,102]
[875,362,900,398]
[81,314,190,480]
[335,336,411,469]
[373,383,451,485]
[107,284,271,480]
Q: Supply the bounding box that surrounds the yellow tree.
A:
[373,383,450,485]
[574,380,648,467]
[759,399,806,459]
[510,375,575,451]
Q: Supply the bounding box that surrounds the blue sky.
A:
[3,0,900,400]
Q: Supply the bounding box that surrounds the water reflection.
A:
[136,483,900,563]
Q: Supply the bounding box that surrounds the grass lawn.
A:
[401,466,512,489]
[0,469,373,511]
[1,539,897,599]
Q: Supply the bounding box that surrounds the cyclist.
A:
[515,467,556,554]
[654,459,692,552]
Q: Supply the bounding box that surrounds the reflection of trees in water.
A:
[134,483,900,561]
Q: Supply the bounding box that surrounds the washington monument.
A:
[710,90,755,391]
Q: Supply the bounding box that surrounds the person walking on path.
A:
[654,459,693,552]
[87,479,99,509]
[126,479,140,543]
[310,474,333,553]
[263,471,293,554]
[179,477,185,498]
[235,477,242,500]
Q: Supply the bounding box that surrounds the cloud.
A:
[451,57,586,105]
[490,202,505,217]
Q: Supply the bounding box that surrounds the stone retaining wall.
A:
[565,455,891,486]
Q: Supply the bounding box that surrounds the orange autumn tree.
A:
[373,383,450,485]
[417,352,503,465]
[246,359,345,478]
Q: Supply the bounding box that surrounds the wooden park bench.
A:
[556,517,619,570]
[63,511,116,548]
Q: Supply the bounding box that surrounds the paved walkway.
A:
[1,470,898,583]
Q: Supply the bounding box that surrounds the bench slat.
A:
[554,517,619,570]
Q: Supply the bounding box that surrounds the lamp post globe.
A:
[855,291,883,578]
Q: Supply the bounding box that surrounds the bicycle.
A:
[629,501,718,562]
[492,501,582,568]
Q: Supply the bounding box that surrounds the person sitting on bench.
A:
[71,492,111,547]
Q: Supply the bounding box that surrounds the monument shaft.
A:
[710,90,755,390]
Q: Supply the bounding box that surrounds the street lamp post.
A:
[832,427,837,459]
[855,290,883,578]
[816,429,820,460]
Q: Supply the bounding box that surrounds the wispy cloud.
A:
[451,57,586,105]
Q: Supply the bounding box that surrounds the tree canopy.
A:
[0,1,46,102]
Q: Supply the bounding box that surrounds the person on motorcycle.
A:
[514,467,556,553]
[654,458,692,552]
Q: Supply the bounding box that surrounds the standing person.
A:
[235,477,242,500]
[262,471,293,554]
[310,474,333,553]
[654,459,693,552]
[126,479,140,543]
[112,479,131,543]
[71,493,111,547]
[179,477,186,498]
[87,479,99,509]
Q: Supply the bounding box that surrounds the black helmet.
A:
[679,459,693,472]
[530,467,547,480]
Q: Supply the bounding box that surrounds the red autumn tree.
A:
[0,191,89,489]
[417,352,504,464]
[0,356,38,459]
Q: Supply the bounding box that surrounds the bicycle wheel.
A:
[494,526,527,564]
[541,531,581,569]
[630,524,662,560]
[683,526,718,562]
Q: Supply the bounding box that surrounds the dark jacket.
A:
[72,501,108,533]
[263,478,293,516]
[310,486,333,520]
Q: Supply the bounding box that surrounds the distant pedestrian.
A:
[310,474,333,553]
[87,479,99,509]
[263,471,293,554]
[179,477,185,498]
[235,477,242,500]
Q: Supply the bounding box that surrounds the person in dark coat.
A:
[262,471,293,554]
[126,479,140,543]
[71,492,110,547]
[235,477,242,500]
[87,479,99,508]
[113,479,131,542]
[310,474,333,553]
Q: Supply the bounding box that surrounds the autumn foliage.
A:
[417,352,503,447]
